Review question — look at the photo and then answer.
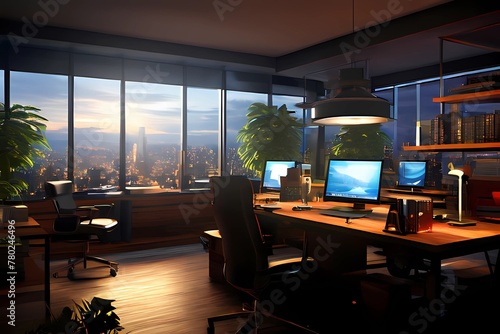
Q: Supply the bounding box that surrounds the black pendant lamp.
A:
[311,68,390,125]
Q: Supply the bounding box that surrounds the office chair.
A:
[206,175,362,334]
[45,180,119,280]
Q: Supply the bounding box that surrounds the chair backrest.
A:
[45,180,77,215]
[210,175,269,291]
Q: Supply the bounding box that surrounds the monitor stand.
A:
[329,203,373,214]
[320,203,373,223]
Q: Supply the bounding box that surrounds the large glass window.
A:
[184,87,220,189]
[125,81,182,190]
[74,77,120,191]
[225,91,267,176]
[10,71,68,199]
[395,85,418,156]
[419,81,441,146]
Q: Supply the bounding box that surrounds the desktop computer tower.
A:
[384,198,433,235]
[405,199,433,233]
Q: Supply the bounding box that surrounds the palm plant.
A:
[236,103,304,177]
[0,103,51,201]
[329,124,392,159]
[26,297,124,334]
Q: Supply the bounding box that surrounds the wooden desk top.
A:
[255,202,500,259]
[381,188,452,196]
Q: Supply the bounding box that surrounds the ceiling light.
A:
[310,68,390,126]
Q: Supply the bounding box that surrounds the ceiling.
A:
[0,1,499,82]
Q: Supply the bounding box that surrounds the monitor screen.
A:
[323,159,384,210]
[261,160,297,192]
[398,160,427,188]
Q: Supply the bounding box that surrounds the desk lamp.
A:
[448,169,464,222]
[448,168,477,225]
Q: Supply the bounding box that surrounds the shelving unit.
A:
[410,24,500,152]
[402,25,500,188]
[403,142,500,152]
[432,89,500,104]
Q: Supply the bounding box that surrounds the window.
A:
[10,71,68,199]
[184,87,220,189]
[73,77,120,191]
[125,81,182,189]
[225,91,267,176]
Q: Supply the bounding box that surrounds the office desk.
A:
[1,217,51,320]
[255,202,500,300]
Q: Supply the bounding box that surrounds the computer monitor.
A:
[397,160,427,189]
[260,160,297,193]
[323,159,384,211]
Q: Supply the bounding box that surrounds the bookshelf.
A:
[402,142,500,152]
[432,89,500,104]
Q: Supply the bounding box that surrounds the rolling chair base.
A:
[207,301,318,334]
[53,256,119,280]
[207,310,256,334]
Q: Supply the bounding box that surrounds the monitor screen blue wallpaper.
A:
[324,160,383,201]
[398,161,426,187]
[261,160,296,190]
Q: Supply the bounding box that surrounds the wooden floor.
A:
[2,243,499,334]
[2,244,244,334]
[2,244,326,334]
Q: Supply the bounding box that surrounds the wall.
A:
[26,192,216,257]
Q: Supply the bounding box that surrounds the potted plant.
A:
[25,296,124,334]
[236,102,304,177]
[0,103,51,202]
[329,123,392,159]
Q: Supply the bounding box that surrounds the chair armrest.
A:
[77,203,114,218]
[93,203,114,217]
[76,206,100,219]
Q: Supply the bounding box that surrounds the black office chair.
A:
[45,180,119,280]
[206,175,362,334]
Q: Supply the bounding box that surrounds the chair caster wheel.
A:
[67,267,76,280]
[53,272,59,278]
[110,268,117,277]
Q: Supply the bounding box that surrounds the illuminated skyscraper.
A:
[137,127,146,161]
[137,127,148,178]
[132,143,137,163]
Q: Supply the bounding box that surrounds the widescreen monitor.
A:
[397,160,427,189]
[260,160,297,192]
[323,159,384,211]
